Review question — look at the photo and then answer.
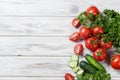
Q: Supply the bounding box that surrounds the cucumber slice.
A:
[77,70,84,80]
[68,61,78,68]
[73,66,79,73]
[71,54,79,61]
[77,69,84,75]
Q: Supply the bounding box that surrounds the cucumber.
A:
[73,66,79,73]
[85,54,106,72]
[77,70,84,80]
[71,54,79,61]
[77,69,84,75]
[68,61,78,68]
[79,61,96,74]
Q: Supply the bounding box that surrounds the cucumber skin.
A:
[79,61,96,74]
[85,54,106,72]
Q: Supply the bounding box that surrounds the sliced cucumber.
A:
[71,54,79,61]
[77,69,84,75]
[73,66,79,73]
[68,61,78,68]
[77,70,84,80]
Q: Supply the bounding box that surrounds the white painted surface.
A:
[0,0,119,80]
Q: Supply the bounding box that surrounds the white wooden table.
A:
[0,0,119,80]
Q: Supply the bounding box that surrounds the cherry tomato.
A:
[79,26,92,39]
[85,37,99,51]
[110,54,120,70]
[74,44,83,56]
[93,48,107,61]
[86,6,99,16]
[72,18,81,28]
[92,26,104,38]
[69,32,80,42]
[65,73,75,80]
[100,38,112,50]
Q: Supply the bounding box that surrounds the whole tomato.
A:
[79,26,92,39]
[93,48,107,61]
[72,18,81,28]
[74,44,83,56]
[65,73,75,80]
[110,54,120,70]
[85,37,99,51]
[86,6,99,16]
[92,26,104,38]
[69,32,80,42]
[100,38,112,50]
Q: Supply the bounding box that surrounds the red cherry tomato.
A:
[110,54,120,70]
[92,26,104,38]
[79,26,92,39]
[65,73,75,80]
[86,6,99,16]
[72,18,81,28]
[85,37,99,51]
[100,38,112,50]
[74,44,83,56]
[69,32,80,42]
[93,48,107,61]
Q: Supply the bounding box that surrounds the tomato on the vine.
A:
[72,18,81,28]
[86,6,99,16]
[110,54,120,70]
[65,73,75,80]
[92,26,104,38]
[100,38,112,50]
[69,32,80,42]
[74,44,83,56]
[93,48,107,61]
[79,26,92,39]
[85,37,99,51]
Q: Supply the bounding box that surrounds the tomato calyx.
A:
[97,51,102,56]
[91,39,98,45]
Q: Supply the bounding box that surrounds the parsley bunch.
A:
[78,9,120,48]
[77,70,111,80]
[102,9,120,48]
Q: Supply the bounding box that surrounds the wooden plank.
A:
[0,37,80,56]
[0,0,119,16]
[0,77,120,80]
[0,57,72,76]
[0,17,74,36]
[0,37,91,56]
[0,77,64,80]
[0,57,119,79]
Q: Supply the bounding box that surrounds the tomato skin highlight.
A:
[69,32,80,42]
[100,38,112,50]
[72,18,81,28]
[65,73,75,80]
[93,48,107,61]
[79,26,92,39]
[74,44,83,56]
[92,26,104,38]
[86,6,99,16]
[110,54,120,70]
[85,37,99,51]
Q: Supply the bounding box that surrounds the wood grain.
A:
[0,77,120,80]
[0,57,119,78]
[0,77,64,80]
[0,57,72,76]
[0,17,74,36]
[0,37,91,56]
[0,0,119,17]
[0,37,74,56]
